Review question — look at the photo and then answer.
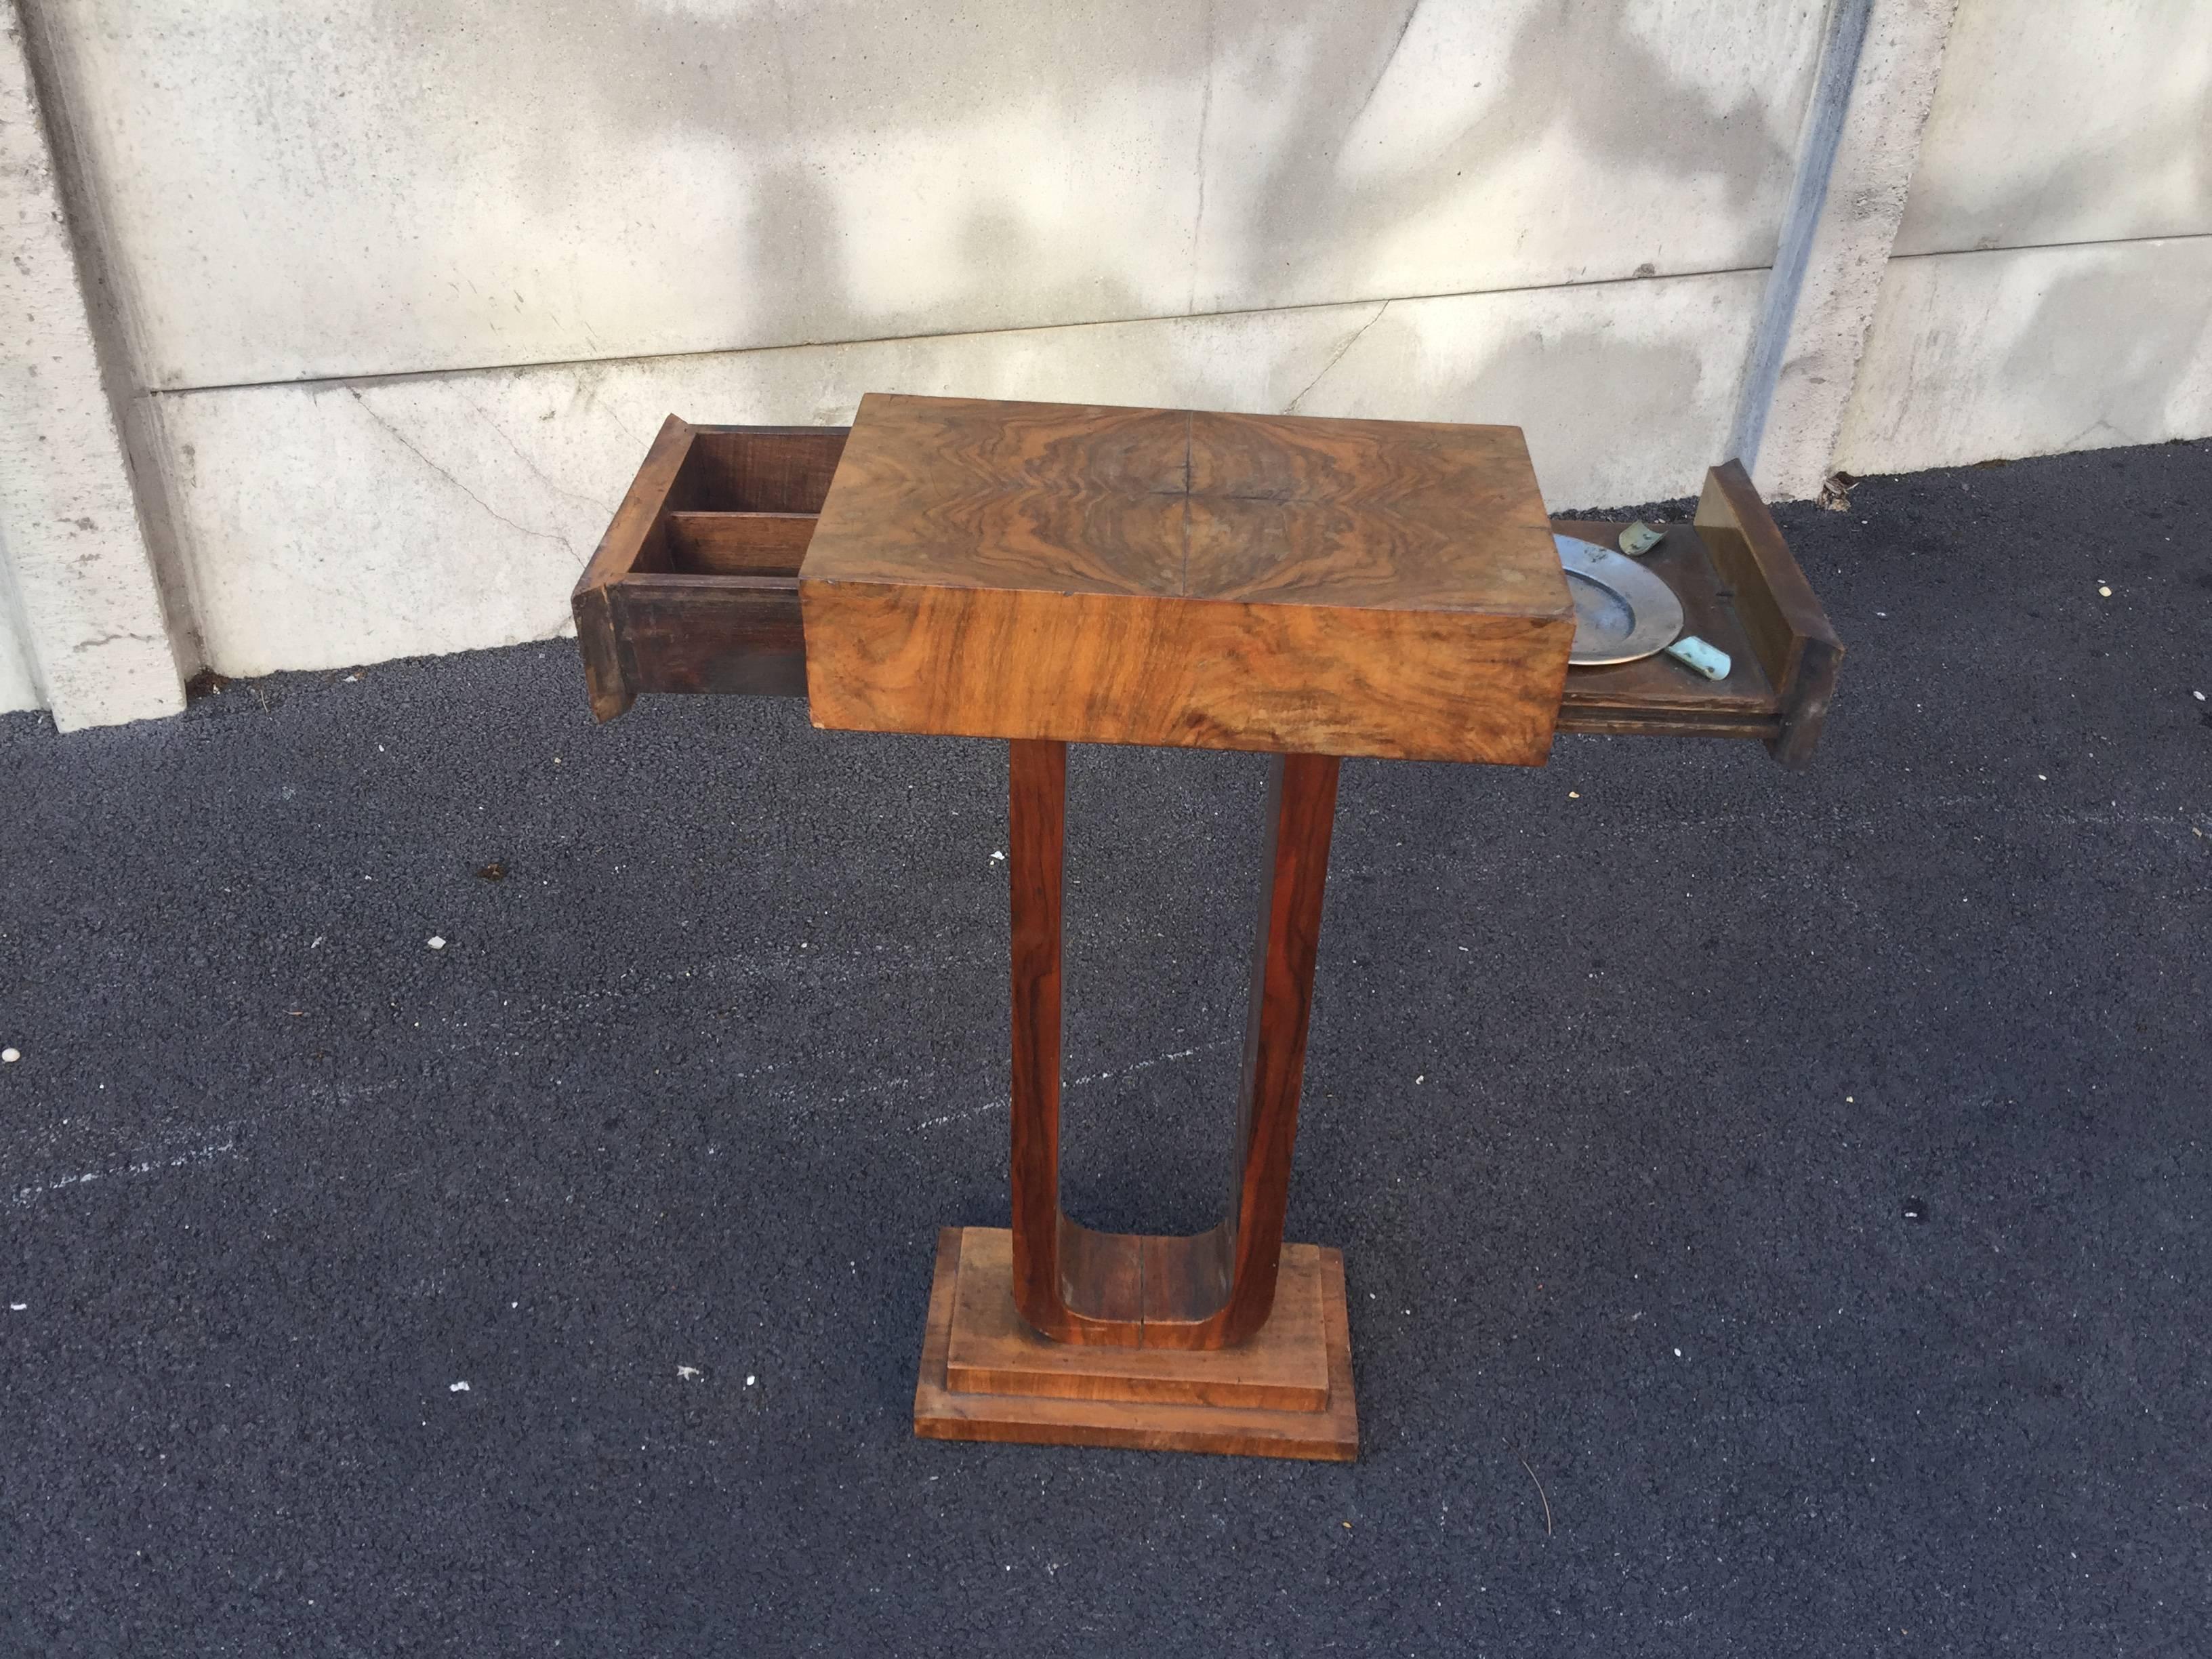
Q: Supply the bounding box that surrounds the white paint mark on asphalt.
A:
[914,1038,1235,1131]
[678,1365,702,1380]
[13,1131,241,1207]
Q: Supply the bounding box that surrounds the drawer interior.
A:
[1552,514,1780,739]
[655,425,847,577]
[574,421,851,719]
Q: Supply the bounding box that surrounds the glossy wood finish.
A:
[944,1229,1330,1410]
[800,394,1573,764]
[577,424,1842,769]
[914,1228,1358,1462]
[570,415,1848,1465]
[1007,739,1340,1351]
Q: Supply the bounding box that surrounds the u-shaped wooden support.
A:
[1006,739,1341,1351]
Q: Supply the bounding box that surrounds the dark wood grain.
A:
[572,414,693,721]
[802,394,1572,765]
[1006,739,1111,1343]
[1552,516,1775,720]
[1004,743,1339,1352]
[1202,751,1340,1346]
[665,511,815,574]
[809,583,1566,762]
[945,1228,1329,1410]
[573,423,847,717]
[684,426,848,514]
[914,1228,1357,1460]
[1184,410,1561,613]
[1692,462,1845,768]
[611,575,805,699]
[577,417,1840,765]
[1551,487,1843,764]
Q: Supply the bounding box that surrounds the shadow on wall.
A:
[389,0,1811,361]
[1315,302,1708,476]
[1240,0,1795,309]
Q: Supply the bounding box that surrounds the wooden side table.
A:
[573,394,1843,1461]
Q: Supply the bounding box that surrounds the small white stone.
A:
[1,1048,17,1063]
[2195,691,2206,702]
[449,1380,470,1392]
[8,1303,24,1311]
[2097,585,2112,597]
[427,936,446,950]
[745,1374,757,1387]
[677,1364,702,1381]
[1674,1348,1683,1358]
[1567,791,1580,800]
[989,850,1006,862]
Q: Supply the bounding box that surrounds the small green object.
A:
[1664,635,1731,680]
[1619,520,1665,556]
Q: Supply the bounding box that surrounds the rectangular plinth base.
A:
[913,1227,1357,1461]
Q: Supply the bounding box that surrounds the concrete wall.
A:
[0,548,41,712]
[1836,0,2212,472]
[1,0,2202,721]
[1,1,183,724]
[46,1,1830,384]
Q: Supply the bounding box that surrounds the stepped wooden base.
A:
[913,1227,1357,1461]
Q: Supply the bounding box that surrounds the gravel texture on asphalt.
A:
[3,437,2208,1656]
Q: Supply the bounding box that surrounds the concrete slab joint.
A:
[1732,0,1963,502]
[0,1,184,728]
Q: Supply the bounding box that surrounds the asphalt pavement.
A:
[3,436,2208,1656]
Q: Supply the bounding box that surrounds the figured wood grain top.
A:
[799,393,1573,762]
[801,394,1567,618]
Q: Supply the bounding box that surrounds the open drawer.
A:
[572,417,846,721]
[1554,461,1843,768]
[575,425,1841,768]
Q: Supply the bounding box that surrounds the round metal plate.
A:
[1553,533,1684,665]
